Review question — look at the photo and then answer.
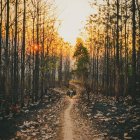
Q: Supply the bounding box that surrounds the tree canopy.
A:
[73,38,89,81]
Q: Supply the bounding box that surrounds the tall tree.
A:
[115,0,120,97]
[21,0,26,106]
[4,0,10,97]
[13,0,18,103]
[131,0,136,95]
[73,38,89,82]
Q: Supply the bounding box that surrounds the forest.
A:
[0,0,140,140]
[0,0,71,106]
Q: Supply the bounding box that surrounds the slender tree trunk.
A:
[58,45,63,86]
[92,51,95,91]
[5,0,10,97]
[124,0,128,96]
[132,0,136,96]
[96,48,99,94]
[106,0,110,96]
[32,17,35,103]
[35,1,40,101]
[136,0,140,93]
[21,0,26,106]
[0,0,2,72]
[115,0,120,98]
[113,26,116,95]
[13,0,18,103]
[41,13,45,99]
[0,0,2,95]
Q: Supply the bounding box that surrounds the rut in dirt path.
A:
[63,98,74,140]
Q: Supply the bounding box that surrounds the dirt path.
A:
[62,96,97,140]
[63,98,74,140]
[61,85,103,140]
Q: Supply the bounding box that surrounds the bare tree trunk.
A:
[0,0,2,95]
[131,0,136,96]
[21,0,26,106]
[40,12,45,99]
[0,0,2,72]
[96,47,99,94]
[115,0,120,98]
[5,0,10,97]
[32,16,35,103]
[13,0,18,103]
[91,51,95,91]
[58,45,63,86]
[124,0,128,96]
[106,0,110,96]
[35,0,40,101]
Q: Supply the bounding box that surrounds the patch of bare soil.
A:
[63,98,73,140]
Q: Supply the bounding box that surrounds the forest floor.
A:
[60,83,140,140]
[76,90,140,140]
[0,88,68,140]
[0,84,140,140]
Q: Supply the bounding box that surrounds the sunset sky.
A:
[55,0,95,45]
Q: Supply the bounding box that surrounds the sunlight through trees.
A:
[0,0,71,110]
[83,0,140,98]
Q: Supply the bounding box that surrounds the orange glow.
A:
[26,44,42,55]
[34,45,39,52]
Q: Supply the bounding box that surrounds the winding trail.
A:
[61,85,101,140]
[63,98,74,140]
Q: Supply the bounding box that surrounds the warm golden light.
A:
[34,45,39,52]
[26,44,42,54]
[55,0,95,45]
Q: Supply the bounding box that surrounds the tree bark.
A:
[131,0,136,96]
